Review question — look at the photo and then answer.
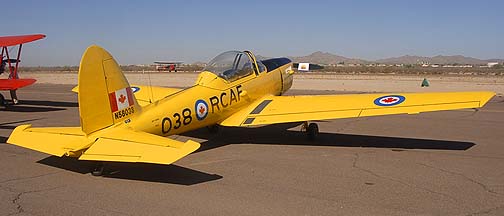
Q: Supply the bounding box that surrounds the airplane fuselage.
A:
[129,62,294,136]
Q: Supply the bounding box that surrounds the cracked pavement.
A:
[0,84,503,215]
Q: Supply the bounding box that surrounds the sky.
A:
[4,0,503,66]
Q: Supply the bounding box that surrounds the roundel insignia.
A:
[131,86,140,93]
[195,99,209,120]
[374,95,406,106]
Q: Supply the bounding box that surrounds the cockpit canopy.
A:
[203,51,265,82]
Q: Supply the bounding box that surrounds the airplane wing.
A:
[0,79,36,90]
[72,85,182,106]
[8,125,200,165]
[219,91,495,127]
[0,34,46,47]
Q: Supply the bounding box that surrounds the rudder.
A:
[78,45,140,135]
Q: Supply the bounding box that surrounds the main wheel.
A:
[306,123,319,140]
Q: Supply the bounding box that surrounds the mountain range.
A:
[278,51,503,65]
[288,51,368,65]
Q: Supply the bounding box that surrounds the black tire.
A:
[0,93,5,107]
[307,123,319,140]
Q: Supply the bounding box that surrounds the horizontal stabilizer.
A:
[7,125,90,156]
[79,129,200,164]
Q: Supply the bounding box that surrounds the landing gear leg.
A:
[301,121,319,140]
[9,90,18,105]
[91,162,105,176]
[0,93,5,107]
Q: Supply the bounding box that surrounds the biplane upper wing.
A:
[219,91,495,126]
[153,61,183,64]
[0,34,45,47]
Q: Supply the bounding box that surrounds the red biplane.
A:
[0,34,46,106]
[154,61,183,72]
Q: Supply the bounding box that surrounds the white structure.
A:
[488,62,499,67]
[298,63,310,71]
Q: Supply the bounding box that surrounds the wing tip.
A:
[479,91,496,107]
[7,124,32,144]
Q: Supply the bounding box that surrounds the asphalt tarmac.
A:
[1,84,503,216]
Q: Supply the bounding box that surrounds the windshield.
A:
[203,51,254,82]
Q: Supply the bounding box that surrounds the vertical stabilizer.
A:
[78,45,140,135]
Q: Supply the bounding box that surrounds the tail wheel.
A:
[306,123,319,140]
[91,162,105,176]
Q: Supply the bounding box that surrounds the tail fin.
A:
[78,45,141,134]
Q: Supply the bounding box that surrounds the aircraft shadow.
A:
[32,122,473,185]
[0,118,42,130]
[0,125,16,130]
[20,100,78,107]
[0,136,7,143]
[182,123,475,153]
[0,105,65,112]
[37,156,222,185]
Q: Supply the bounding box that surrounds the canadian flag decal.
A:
[109,87,134,112]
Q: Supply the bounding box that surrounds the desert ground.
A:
[18,71,504,95]
[0,72,503,215]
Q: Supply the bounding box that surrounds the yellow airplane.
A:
[7,45,495,176]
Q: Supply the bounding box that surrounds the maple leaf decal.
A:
[118,94,126,103]
[382,97,397,103]
[199,106,206,114]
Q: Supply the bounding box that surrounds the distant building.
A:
[488,62,499,67]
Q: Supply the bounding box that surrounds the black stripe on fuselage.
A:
[261,57,292,72]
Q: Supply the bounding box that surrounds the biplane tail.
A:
[77,45,141,135]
